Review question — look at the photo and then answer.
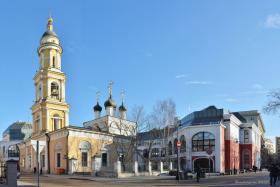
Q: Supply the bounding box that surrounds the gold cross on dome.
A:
[96,91,100,102]
[121,90,125,103]
[108,81,114,96]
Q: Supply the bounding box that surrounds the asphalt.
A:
[17,171,277,187]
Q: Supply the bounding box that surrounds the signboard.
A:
[176,141,181,148]
[31,140,46,153]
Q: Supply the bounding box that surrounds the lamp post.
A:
[176,124,181,181]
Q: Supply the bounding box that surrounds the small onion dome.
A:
[42,30,58,38]
[93,102,102,112]
[104,96,117,108]
[119,103,127,112]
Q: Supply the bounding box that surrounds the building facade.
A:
[276,137,280,163]
[264,138,274,156]
[0,122,32,163]
[19,18,136,176]
[171,106,264,173]
[138,106,265,174]
[261,138,275,167]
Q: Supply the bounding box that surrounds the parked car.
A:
[169,170,177,176]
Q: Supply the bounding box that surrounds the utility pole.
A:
[176,124,181,181]
[37,140,40,187]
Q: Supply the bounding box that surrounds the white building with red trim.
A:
[167,106,265,174]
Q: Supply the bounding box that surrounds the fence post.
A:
[134,161,138,176]
[7,159,17,187]
[159,161,163,173]
[169,161,173,170]
[148,161,152,175]
[114,161,121,178]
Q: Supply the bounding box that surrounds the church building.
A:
[18,18,136,176]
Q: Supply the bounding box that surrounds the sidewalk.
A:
[43,170,268,182]
[44,174,176,182]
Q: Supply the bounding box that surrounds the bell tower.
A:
[32,17,69,136]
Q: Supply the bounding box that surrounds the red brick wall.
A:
[220,127,225,172]
[240,144,252,169]
[225,140,240,171]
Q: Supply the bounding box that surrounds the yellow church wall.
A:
[18,141,35,173]
[48,110,66,131]
[67,132,114,173]
[49,135,67,174]
[19,144,27,170]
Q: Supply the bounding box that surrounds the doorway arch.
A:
[193,157,214,172]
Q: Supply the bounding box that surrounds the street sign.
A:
[31,140,46,153]
[206,149,213,155]
[176,141,181,148]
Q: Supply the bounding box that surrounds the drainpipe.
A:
[66,131,69,174]
[45,133,50,174]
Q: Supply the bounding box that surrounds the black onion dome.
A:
[104,96,116,108]
[119,103,127,112]
[93,102,102,112]
[42,30,58,38]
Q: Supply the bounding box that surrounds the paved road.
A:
[18,171,278,187]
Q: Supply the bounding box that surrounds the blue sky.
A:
[0,0,280,143]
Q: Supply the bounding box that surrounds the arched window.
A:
[243,150,250,169]
[55,143,62,168]
[79,141,91,167]
[244,130,249,143]
[35,115,41,132]
[168,141,172,155]
[8,145,19,158]
[161,148,166,157]
[192,132,215,152]
[53,114,61,130]
[40,54,44,68]
[51,82,59,99]
[143,149,149,158]
[37,84,42,101]
[174,138,178,154]
[180,135,186,153]
[52,56,56,68]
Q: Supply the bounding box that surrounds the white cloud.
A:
[239,90,267,95]
[175,74,187,79]
[265,14,280,29]
[185,81,212,85]
[216,93,230,97]
[252,83,264,90]
[225,98,238,103]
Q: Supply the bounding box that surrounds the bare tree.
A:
[138,98,177,170]
[150,98,176,130]
[130,105,147,132]
[264,89,280,114]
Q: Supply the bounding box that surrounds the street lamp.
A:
[176,124,181,181]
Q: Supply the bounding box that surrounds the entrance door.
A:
[194,158,214,172]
